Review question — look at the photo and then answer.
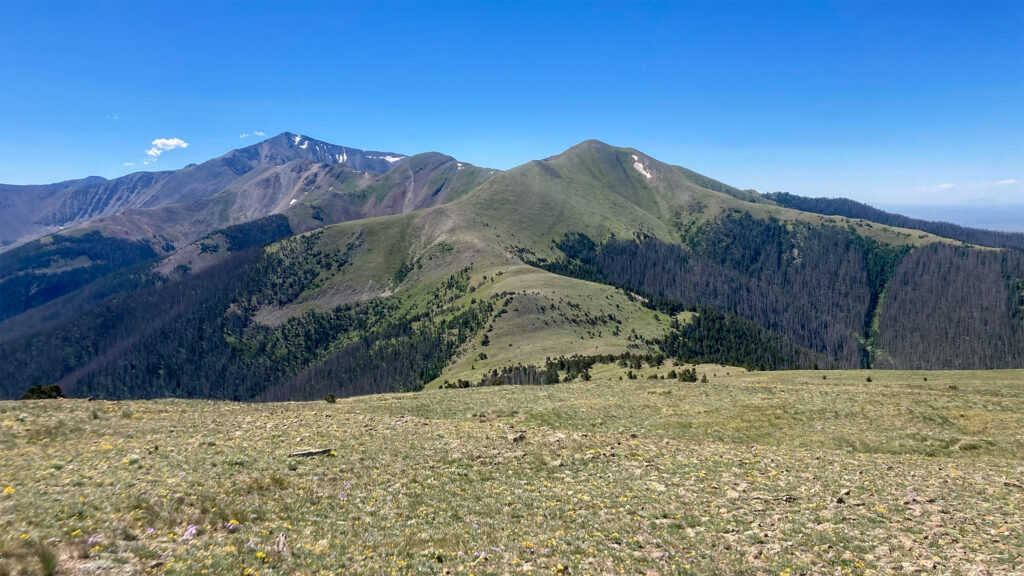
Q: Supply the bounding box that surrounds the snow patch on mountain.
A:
[366,154,406,163]
[631,154,652,179]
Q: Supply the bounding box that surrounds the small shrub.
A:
[20,385,64,400]
[678,368,697,383]
[324,393,337,404]
[865,376,873,382]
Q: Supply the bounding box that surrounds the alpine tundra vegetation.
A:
[1,369,1022,574]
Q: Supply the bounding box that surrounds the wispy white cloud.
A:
[123,162,135,166]
[253,131,265,136]
[144,137,188,164]
[104,114,119,120]
[908,178,1023,205]
[240,130,266,138]
[918,179,1019,192]
[914,183,954,192]
[240,133,250,138]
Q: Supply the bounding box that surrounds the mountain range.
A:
[2,133,1022,400]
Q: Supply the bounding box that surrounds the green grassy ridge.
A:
[213,140,1008,377]
[293,140,964,293]
[426,264,670,388]
[4,139,1016,400]
[2,369,1021,575]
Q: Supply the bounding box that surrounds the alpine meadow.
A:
[2,1,1023,575]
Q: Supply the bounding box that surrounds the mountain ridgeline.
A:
[0,132,409,249]
[1,136,1022,400]
[764,191,1024,250]
[0,135,495,323]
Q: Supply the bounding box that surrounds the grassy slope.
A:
[238,140,980,379]
[2,369,1021,575]
[425,265,669,388]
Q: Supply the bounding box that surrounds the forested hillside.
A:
[522,214,909,368]
[0,228,493,400]
[875,244,1024,368]
[0,232,158,321]
[522,210,1023,370]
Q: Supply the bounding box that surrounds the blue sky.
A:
[1,1,1021,208]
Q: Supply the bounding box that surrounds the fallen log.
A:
[287,448,334,458]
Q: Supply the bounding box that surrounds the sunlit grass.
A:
[2,369,1022,574]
